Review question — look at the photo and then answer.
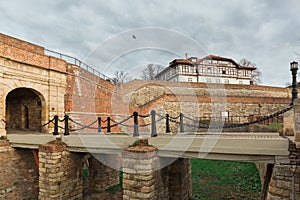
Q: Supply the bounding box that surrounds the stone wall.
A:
[114,80,292,134]
[88,156,120,192]
[0,141,39,199]
[121,80,291,116]
[168,158,192,199]
[283,109,294,136]
[267,165,299,199]
[38,143,83,199]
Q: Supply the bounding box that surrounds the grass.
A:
[128,139,154,148]
[0,136,7,140]
[191,159,261,200]
[47,140,66,145]
[83,159,262,199]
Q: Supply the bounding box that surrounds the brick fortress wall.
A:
[0,33,294,134]
[0,140,39,199]
[63,68,294,134]
[115,80,292,134]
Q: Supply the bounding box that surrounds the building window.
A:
[207,67,212,74]
[222,70,226,74]
[206,78,211,83]
[188,78,192,82]
[216,79,220,83]
[239,81,243,84]
[190,66,196,74]
[182,65,189,73]
[224,79,229,84]
[242,70,248,77]
[230,69,236,75]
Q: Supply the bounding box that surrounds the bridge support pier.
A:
[122,148,166,200]
[294,99,300,141]
[266,164,300,199]
[38,143,83,199]
[122,142,192,200]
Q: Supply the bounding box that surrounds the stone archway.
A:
[5,88,46,132]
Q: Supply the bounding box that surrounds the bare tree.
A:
[239,58,262,85]
[285,82,292,88]
[113,70,130,85]
[140,64,164,80]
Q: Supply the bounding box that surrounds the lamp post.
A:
[290,61,299,105]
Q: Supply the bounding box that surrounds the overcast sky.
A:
[1,0,300,86]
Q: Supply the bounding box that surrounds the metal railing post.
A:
[133,111,139,137]
[64,115,69,135]
[98,117,101,133]
[151,110,157,137]
[107,117,111,133]
[179,113,184,133]
[53,115,59,135]
[166,114,171,133]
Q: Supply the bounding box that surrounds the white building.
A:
[155,55,256,85]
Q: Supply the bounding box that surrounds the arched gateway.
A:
[5,88,46,132]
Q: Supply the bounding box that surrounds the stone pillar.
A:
[267,164,300,199]
[38,143,83,199]
[88,155,119,192]
[168,158,192,200]
[294,99,300,141]
[283,109,294,136]
[122,141,168,200]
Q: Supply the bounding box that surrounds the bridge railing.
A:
[2,105,292,136]
[48,105,292,136]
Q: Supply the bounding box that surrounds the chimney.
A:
[185,53,188,59]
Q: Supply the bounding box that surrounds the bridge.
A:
[5,105,292,163]
[7,132,290,162]
[0,32,300,200]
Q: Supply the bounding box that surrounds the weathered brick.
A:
[0,147,38,199]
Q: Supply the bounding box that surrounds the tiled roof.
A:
[169,59,193,67]
[198,54,256,70]
[201,54,239,66]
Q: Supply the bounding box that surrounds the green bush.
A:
[268,122,283,132]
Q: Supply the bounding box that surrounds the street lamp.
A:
[290,61,299,105]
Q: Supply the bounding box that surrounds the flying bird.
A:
[132,35,136,39]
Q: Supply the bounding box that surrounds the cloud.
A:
[0,0,300,86]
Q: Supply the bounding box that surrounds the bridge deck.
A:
[6,132,290,163]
